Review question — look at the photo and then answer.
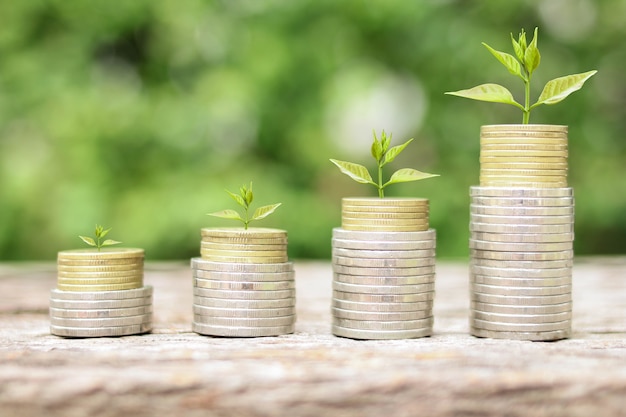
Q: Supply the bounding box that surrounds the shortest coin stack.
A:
[50,247,152,337]
[192,227,296,337]
[331,228,436,340]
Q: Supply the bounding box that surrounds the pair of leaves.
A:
[370,132,414,168]
[208,203,282,222]
[329,159,438,188]
[79,225,121,249]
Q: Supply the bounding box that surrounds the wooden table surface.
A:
[1,258,625,417]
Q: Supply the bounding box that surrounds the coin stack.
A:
[331,197,436,340]
[191,228,296,337]
[50,248,153,337]
[469,124,574,341]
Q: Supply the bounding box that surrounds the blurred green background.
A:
[1,0,624,261]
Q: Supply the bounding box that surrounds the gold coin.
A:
[341,204,429,214]
[56,282,143,292]
[341,217,429,226]
[480,174,567,182]
[57,276,143,285]
[480,162,568,170]
[481,124,567,134]
[481,150,568,157]
[56,258,144,267]
[480,143,567,151]
[57,248,144,260]
[480,138,568,147]
[57,269,144,278]
[341,197,428,207]
[199,254,289,264]
[480,169,568,177]
[342,224,429,232]
[203,237,288,246]
[480,156,568,164]
[200,242,287,251]
[199,249,286,257]
[201,228,287,239]
[341,211,429,219]
[57,263,143,272]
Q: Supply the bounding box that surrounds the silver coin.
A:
[193,295,295,309]
[333,281,435,295]
[193,278,295,291]
[50,313,152,327]
[333,273,435,286]
[470,264,571,279]
[470,213,573,225]
[49,305,153,319]
[470,326,570,341]
[192,322,294,337]
[469,231,574,244]
[470,249,573,261]
[471,301,572,315]
[192,269,295,282]
[331,298,433,312]
[332,325,431,340]
[470,309,572,324]
[333,247,437,260]
[332,228,436,241]
[471,291,571,305]
[470,204,574,216]
[470,186,573,198]
[470,283,571,296]
[332,307,432,321]
[332,264,436,277]
[50,322,152,338]
[470,318,570,332]
[193,305,295,318]
[332,256,435,269]
[470,257,573,269]
[191,258,293,273]
[49,296,152,310]
[193,287,295,300]
[470,222,574,234]
[469,239,573,252]
[331,238,435,252]
[333,290,434,303]
[333,245,435,260]
[192,314,296,327]
[470,196,574,207]
[50,286,153,301]
[332,316,433,331]
[470,274,571,287]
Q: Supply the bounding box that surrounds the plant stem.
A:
[523,76,531,124]
[378,163,384,198]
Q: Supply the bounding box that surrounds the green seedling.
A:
[330,130,438,198]
[79,225,121,251]
[445,27,597,124]
[208,182,281,230]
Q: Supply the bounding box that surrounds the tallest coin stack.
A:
[469,125,574,341]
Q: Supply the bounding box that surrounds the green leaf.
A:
[102,239,122,247]
[383,138,413,166]
[524,27,541,75]
[251,203,281,221]
[371,136,383,161]
[482,43,521,77]
[534,70,597,106]
[380,131,391,152]
[226,190,246,208]
[79,236,96,247]
[445,84,523,109]
[329,159,374,184]
[207,209,243,221]
[511,33,525,63]
[518,29,527,51]
[99,227,111,239]
[384,168,439,187]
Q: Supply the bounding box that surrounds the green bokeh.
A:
[1,0,624,260]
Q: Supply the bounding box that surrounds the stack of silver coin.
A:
[331,227,436,340]
[469,187,574,341]
[50,249,153,337]
[191,228,296,337]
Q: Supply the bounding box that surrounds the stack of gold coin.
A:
[50,248,153,337]
[331,227,436,340]
[341,198,429,232]
[479,125,568,188]
[468,186,574,341]
[192,228,296,337]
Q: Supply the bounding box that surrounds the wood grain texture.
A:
[1,259,625,417]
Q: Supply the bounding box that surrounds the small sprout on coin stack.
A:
[330,130,439,198]
[79,225,122,252]
[445,27,597,124]
[207,182,282,230]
